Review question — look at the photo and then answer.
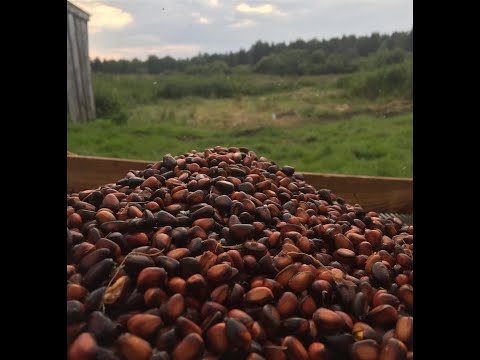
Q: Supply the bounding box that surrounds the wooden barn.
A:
[67,1,96,123]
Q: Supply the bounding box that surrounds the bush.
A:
[337,59,412,100]
[254,50,360,76]
[374,48,406,67]
[231,65,252,75]
[197,79,235,98]
[185,61,231,75]
[158,82,185,99]
[111,111,128,125]
[94,89,122,118]
[254,50,311,75]
[154,76,237,99]
[358,49,410,70]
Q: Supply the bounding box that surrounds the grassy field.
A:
[68,71,412,177]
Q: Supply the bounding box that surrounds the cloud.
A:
[236,3,273,14]
[197,17,210,24]
[228,19,256,28]
[235,3,286,16]
[90,44,201,60]
[74,1,133,34]
[192,12,211,24]
[207,0,220,7]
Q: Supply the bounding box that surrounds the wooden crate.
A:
[67,154,412,214]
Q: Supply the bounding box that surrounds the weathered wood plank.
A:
[79,19,96,120]
[67,1,90,21]
[67,27,80,122]
[75,16,91,121]
[67,2,95,123]
[302,172,413,214]
[67,155,151,194]
[67,155,412,213]
[76,16,91,121]
[68,12,87,122]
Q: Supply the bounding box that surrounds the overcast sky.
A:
[73,0,413,60]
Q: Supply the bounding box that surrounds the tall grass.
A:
[92,73,337,105]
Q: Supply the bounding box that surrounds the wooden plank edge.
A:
[67,155,413,213]
[66,155,413,182]
[302,171,412,183]
[68,154,151,165]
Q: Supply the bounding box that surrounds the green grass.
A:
[69,71,412,178]
[68,112,412,177]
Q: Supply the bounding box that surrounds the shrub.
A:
[111,111,128,125]
[94,89,122,118]
[374,48,406,67]
[154,76,237,99]
[337,59,412,100]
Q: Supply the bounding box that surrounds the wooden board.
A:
[302,172,412,214]
[67,1,90,21]
[68,12,87,122]
[66,29,80,122]
[79,19,96,120]
[67,1,95,123]
[67,155,412,213]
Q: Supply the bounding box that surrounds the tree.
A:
[91,58,102,72]
[290,39,307,50]
[89,30,412,76]
[158,56,177,73]
[146,55,162,74]
[406,29,413,51]
[249,40,271,65]
[237,49,249,65]
[357,32,381,56]
[311,49,326,64]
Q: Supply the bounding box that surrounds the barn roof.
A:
[67,1,90,21]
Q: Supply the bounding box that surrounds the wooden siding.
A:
[67,1,95,123]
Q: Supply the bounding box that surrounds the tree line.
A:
[91,29,412,76]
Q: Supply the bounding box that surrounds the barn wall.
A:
[67,2,95,123]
